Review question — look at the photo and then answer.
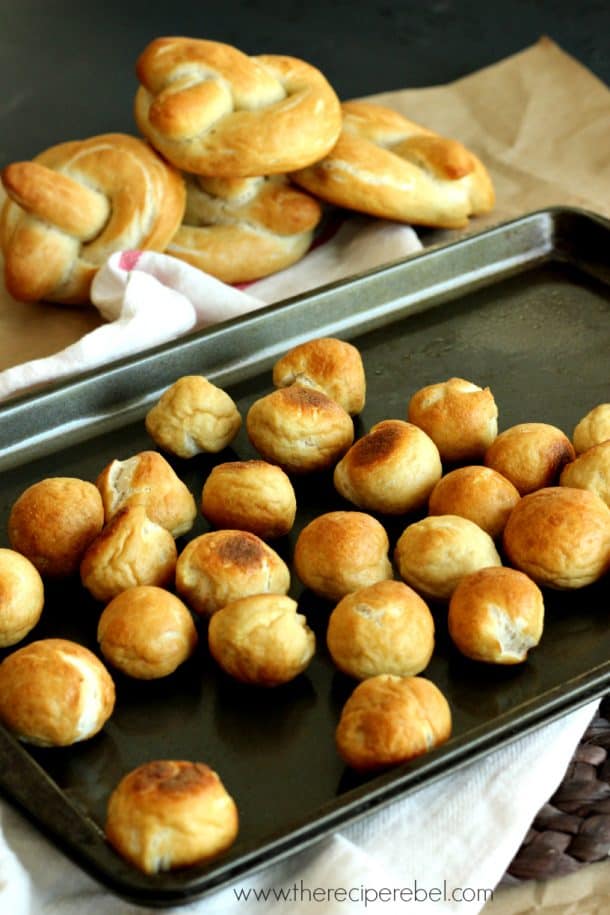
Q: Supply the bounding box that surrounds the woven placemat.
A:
[501,696,610,885]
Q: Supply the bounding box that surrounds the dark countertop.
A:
[1,0,608,165]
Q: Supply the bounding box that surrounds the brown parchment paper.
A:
[0,36,609,912]
[368,35,610,230]
[1,36,608,375]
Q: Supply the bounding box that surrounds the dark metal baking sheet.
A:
[0,207,608,907]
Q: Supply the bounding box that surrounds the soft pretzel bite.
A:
[291,101,495,229]
[134,37,342,177]
[166,174,322,283]
[1,134,185,305]
[105,760,238,873]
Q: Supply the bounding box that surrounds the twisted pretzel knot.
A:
[291,101,495,229]
[134,37,342,177]
[1,133,185,305]
[166,174,322,283]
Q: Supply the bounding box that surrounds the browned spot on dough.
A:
[350,423,404,467]
[221,461,266,472]
[280,385,332,408]
[131,761,215,794]
[216,532,265,566]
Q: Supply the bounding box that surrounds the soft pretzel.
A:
[291,101,495,228]
[166,174,322,282]
[134,37,342,177]
[0,133,185,305]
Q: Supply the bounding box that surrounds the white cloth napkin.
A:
[0,216,422,401]
[0,700,597,915]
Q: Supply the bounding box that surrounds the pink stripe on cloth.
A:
[119,250,143,271]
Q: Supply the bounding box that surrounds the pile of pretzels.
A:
[0,36,495,306]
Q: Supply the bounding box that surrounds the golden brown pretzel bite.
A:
[1,133,185,305]
[105,760,238,873]
[291,101,495,229]
[134,37,342,177]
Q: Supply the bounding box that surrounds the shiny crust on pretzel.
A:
[1,133,185,305]
[134,37,342,177]
[291,101,495,229]
[166,174,322,283]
